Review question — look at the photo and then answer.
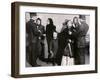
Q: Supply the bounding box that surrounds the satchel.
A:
[61,56,74,66]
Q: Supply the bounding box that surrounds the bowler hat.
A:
[30,13,37,18]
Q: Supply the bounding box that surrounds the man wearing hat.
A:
[75,15,89,65]
[26,13,41,67]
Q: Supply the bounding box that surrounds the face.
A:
[37,20,41,25]
[79,18,85,23]
[74,18,78,24]
[67,21,73,29]
[32,16,37,21]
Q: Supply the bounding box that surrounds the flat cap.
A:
[79,15,86,20]
[30,12,37,17]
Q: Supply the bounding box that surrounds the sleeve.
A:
[53,25,57,32]
[84,24,89,35]
[45,25,48,34]
[43,26,46,34]
[32,26,40,36]
[26,22,30,34]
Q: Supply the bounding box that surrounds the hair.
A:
[36,18,42,25]
[65,20,70,26]
[48,18,54,25]
[63,19,68,26]
[73,17,78,23]
[66,20,73,29]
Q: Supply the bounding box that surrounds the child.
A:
[50,32,58,65]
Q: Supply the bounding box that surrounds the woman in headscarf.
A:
[34,18,45,64]
[55,20,77,65]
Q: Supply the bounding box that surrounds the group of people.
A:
[26,13,89,67]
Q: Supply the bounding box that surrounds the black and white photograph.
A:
[11,2,97,78]
[26,12,90,67]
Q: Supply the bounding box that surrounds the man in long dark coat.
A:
[76,15,89,65]
[26,13,44,67]
[26,13,37,66]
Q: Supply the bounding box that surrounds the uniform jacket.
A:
[77,22,89,48]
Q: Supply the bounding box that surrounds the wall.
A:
[26,12,90,32]
[0,0,100,80]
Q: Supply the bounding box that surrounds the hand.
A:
[68,39,71,43]
[38,37,41,39]
[38,30,41,33]
[43,34,46,36]
[68,31,72,35]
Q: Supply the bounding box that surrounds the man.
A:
[76,15,89,65]
[26,13,41,67]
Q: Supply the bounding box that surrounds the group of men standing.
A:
[26,13,89,67]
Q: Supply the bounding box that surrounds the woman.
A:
[72,17,80,65]
[35,18,45,63]
[55,20,76,65]
[46,18,56,59]
[73,17,80,31]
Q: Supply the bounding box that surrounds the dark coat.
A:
[61,27,76,56]
[46,24,56,40]
[36,24,45,39]
[26,19,45,66]
[26,19,45,43]
[77,22,89,48]
[58,27,76,50]
[55,26,76,65]
[26,19,35,45]
[26,19,37,65]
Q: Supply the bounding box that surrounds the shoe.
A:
[31,64,41,67]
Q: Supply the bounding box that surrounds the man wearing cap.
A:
[76,15,89,65]
[26,13,41,67]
